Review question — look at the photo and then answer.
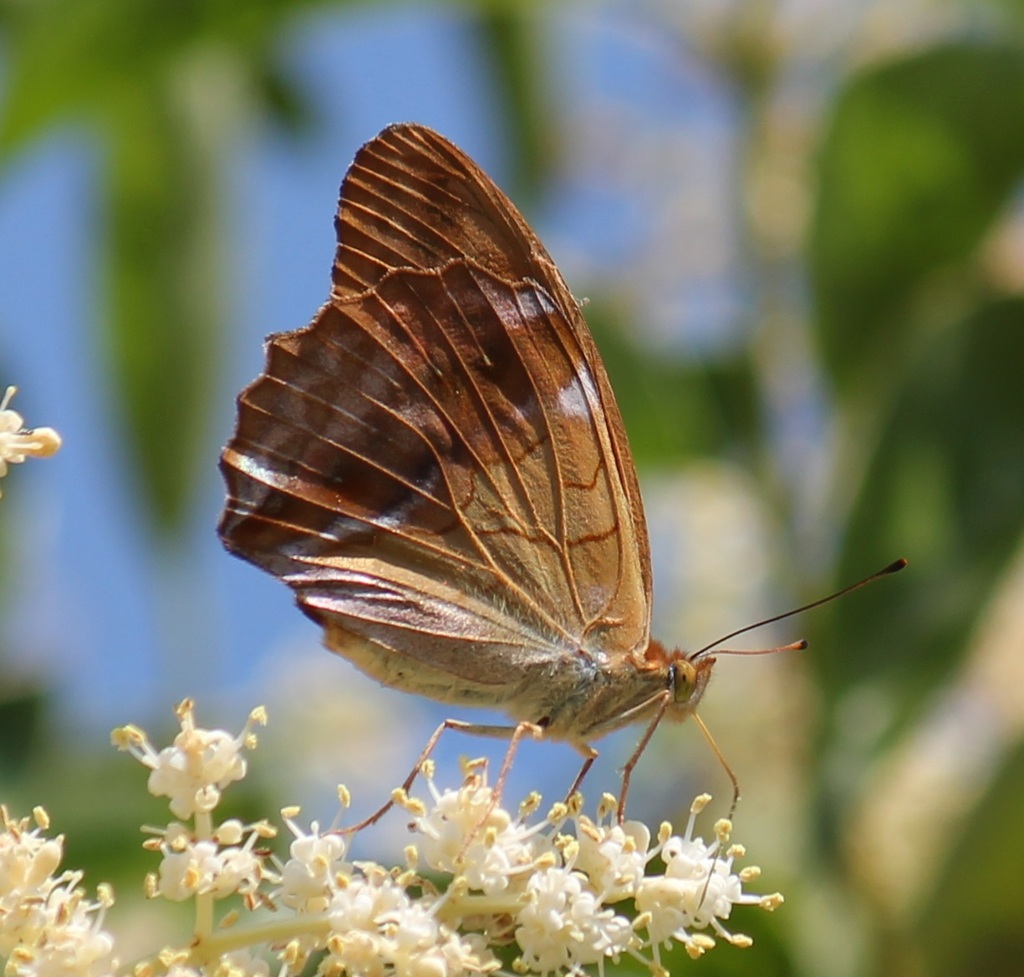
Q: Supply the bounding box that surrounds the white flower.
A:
[324,875,493,977]
[414,771,548,896]
[208,949,271,977]
[108,704,781,976]
[277,816,349,913]
[5,885,116,977]
[0,386,61,487]
[0,820,63,904]
[574,812,651,902]
[326,871,408,939]
[210,842,265,899]
[0,385,61,501]
[155,837,264,902]
[633,796,782,960]
[515,864,635,974]
[113,700,266,819]
[0,807,116,977]
[148,819,269,902]
[0,811,65,955]
[157,837,220,901]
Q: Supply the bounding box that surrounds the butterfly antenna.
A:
[692,558,907,659]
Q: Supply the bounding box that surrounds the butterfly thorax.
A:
[521,641,718,747]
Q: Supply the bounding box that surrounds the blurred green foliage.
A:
[3,2,1024,977]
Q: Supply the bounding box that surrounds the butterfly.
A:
[218,123,902,819]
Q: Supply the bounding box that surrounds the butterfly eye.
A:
[672,659,698,704]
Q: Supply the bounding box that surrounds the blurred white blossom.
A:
[0,385,61,497]
[0,806,115,977]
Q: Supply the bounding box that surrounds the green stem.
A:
[193,810,214,945]
[189,913,333,963]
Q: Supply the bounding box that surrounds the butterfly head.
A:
[643,642,716,720]
[671,651,716,717]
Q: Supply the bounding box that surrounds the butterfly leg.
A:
[688,711,742,914]
[690,711,741,819]
[340,718,475,833]
[340,717,540,834]
[616,690,672,822]
[561,748,598,807]
[421,716,544,852]
[489,719,544,803]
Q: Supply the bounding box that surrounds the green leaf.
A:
[0,685,44,781]
[470,6,553,207]
[818,297,1024,711]
[101,80,226,529]
[812,43,1024,391]
[585,301,760,468]
[0,0,332,152]
[915,740,1024,977]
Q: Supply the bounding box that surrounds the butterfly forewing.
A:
[219,123,652,708]
[331,125,550,295]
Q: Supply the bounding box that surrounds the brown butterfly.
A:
[219,123,903,820]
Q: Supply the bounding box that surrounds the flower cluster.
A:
[407,768,781,972]
[0,386,61,496]
[0,806,115,977]
[114,702,779,977]
[2,699,782,977]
